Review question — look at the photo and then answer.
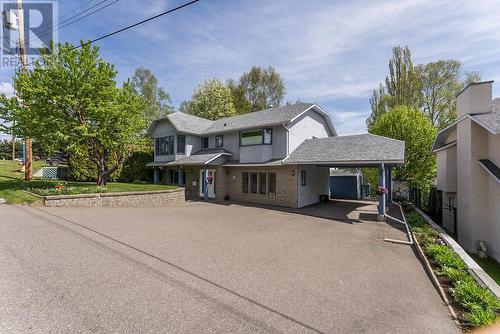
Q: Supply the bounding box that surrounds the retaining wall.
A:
[43,188,185,207]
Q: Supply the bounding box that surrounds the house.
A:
[147,103,405,216]
[432,81,500,262]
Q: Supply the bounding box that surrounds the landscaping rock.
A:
[0,198,6,204]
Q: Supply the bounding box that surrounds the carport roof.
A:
[284,134,405,166]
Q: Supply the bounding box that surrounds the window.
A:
[170,170,179,184]
[301,170,306,186]
[242,172,249,193]
[202,137,209,149]
[215,135,223,148]
[263,128,272,144]
[240,128,273,146]
[448,196,455,214]
[268,173,276,194]
[250,173,258,194]
[155,136,174,156]
[259,173,267,194]
[177,135,185,154]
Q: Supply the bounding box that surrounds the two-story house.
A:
[432,81,500,262]
[147,103,405,211]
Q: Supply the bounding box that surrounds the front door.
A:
[199,169,216,198]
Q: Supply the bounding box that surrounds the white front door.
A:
[199,169,216,198]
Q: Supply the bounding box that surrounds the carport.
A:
[283,134,405,220]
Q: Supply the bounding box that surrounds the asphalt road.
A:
[0,203,459,333]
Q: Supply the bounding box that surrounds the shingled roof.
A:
[285,134,405,166]
[147,112,214,136]
[433,97,500,152]
[147,103,336,137]
[470,97,500,134]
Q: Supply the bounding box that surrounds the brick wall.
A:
[43,188,185,207]
[223,165,298,208]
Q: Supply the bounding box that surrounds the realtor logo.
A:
[1,1,57,63]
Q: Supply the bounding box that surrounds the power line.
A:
[34,0,114,41]
[25,0,201,66]
[74,0,201,49]
[59,0,102,20]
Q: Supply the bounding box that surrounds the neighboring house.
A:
[432,81,500,262]
[147,103,405,213]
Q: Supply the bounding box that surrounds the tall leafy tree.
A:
[416,60,480,129]
[367,46,422,127]
[12,42,147,185]
[132,67,173,122]
[187,78,236,120]
[229,66,285,114]
[369,105,436,191]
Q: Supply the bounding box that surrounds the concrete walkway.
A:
[0,203,458,333]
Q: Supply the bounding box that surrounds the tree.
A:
[229,66,285,114]
[11,42,147,185]
[369,105,436,191]
[187,78,236,120]
[132,67,173,122]
[416,60,481,129]
[367,46,422,127]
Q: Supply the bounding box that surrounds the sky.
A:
[1,0,500,140]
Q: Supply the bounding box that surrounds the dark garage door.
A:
[330,175,358,199]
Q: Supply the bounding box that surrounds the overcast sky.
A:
[1,0,500,140]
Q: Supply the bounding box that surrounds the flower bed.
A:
[26,182,108,196]
[402,203,500,328]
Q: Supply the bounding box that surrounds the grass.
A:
[470,255,500,286]
[401,202,500,328]
[0,160,176,204]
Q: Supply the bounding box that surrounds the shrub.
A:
[118,150,153,183]
[465,305,497,327]
[454,280,500,312]
[442,267,474,285]
[425,244,466,271]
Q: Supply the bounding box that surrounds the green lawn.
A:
[470,254,500,285]
[0,160,175,204]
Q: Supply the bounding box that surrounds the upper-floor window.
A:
[177,135,185,154]
[155,136,174,156]
[215,135,223,148]
[202,137,209,149]
[240,128,272,146]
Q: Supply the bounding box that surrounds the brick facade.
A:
[178,164,299,208]
[43,188,185,207]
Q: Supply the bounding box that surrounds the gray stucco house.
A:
[147,103,404,211]
[432,81,500,262]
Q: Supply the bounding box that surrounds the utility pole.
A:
[16,0,32,180]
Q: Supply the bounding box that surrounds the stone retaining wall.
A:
[43,188,185,207]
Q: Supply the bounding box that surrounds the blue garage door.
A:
[330,176,358,199]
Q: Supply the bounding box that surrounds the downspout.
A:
[281,123,290,163]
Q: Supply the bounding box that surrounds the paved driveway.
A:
[0,202,458,333]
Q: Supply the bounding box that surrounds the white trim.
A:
[223,162,283,167]
[432,141,457,153]
[288,104,337,136]
[204,153,231,165]
[478,160,500,183]
[282,160,404,165]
